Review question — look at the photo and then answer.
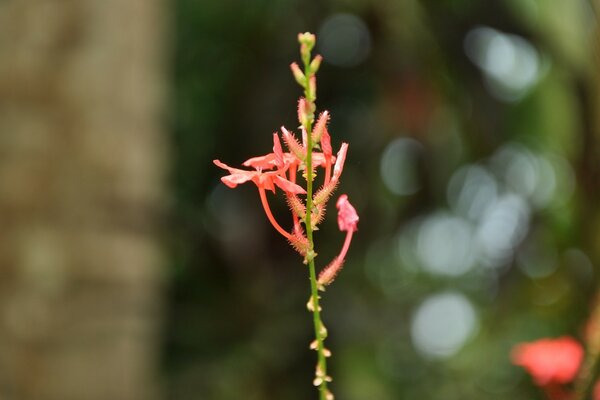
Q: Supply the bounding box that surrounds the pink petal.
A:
[273,133,284,168]
[220,175,250,188]
[273,175,307,194]
[213,159,239,173]
[242,153,277,169]
[215,159,261,188]
[312,152,336,168]
[256,174,276,192]
[332,143,348,181]
[321,126,332,159]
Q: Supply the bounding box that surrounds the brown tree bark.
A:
[0,1,166,399]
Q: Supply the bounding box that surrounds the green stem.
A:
[303,58,329,400]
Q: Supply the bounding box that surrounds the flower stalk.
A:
[214,32,358,400]
[297,32,332,400]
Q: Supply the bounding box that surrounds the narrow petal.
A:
[321,126,332,159]
[273,133,285,168]
[242,153,277,169]
[214,160,257,188]
[220,174,254,188]
[332,143,348,181]
[273,175,307,194]
[213,159,242,174]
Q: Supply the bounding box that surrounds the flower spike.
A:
[214,32,354,400]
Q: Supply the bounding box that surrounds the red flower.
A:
[511,336,583,386]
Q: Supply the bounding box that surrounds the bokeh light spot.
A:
[318,14,371,67]
[476,193,530,267]
[464,26,541,101]
[380,137,422,196]
[416,213,476,276]
[411,292,478,359]
[447,165,499,221]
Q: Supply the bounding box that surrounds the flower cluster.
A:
[214,32,358,399]
[213,124,351,265]
[214,36,357,285]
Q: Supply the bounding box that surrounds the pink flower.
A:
[318,195,358,288]
[213,159,305,194]
[336,194,358,232]
[214,134,309,242]
[511,336,583,386]
[214,133,305,194]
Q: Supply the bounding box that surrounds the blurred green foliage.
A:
[165,0,600,399]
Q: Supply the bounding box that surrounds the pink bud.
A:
[336,194,358,232]
[309,76,317,100]
[298,97,309,127]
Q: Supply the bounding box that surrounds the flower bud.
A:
[310,55,323,73]
[298,32,316,64]
[313,111,329,143]
[290,62,305,86]
[298,97,309,127]
[289,229,310,256]
[281,126,306,160]
[308,76,317,101]
[298,32,316,50]
[318,256,344,287]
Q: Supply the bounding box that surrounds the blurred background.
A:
[179,0,600,399]
[1,0,600,399]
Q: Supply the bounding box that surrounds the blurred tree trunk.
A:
[0,1,166,399]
